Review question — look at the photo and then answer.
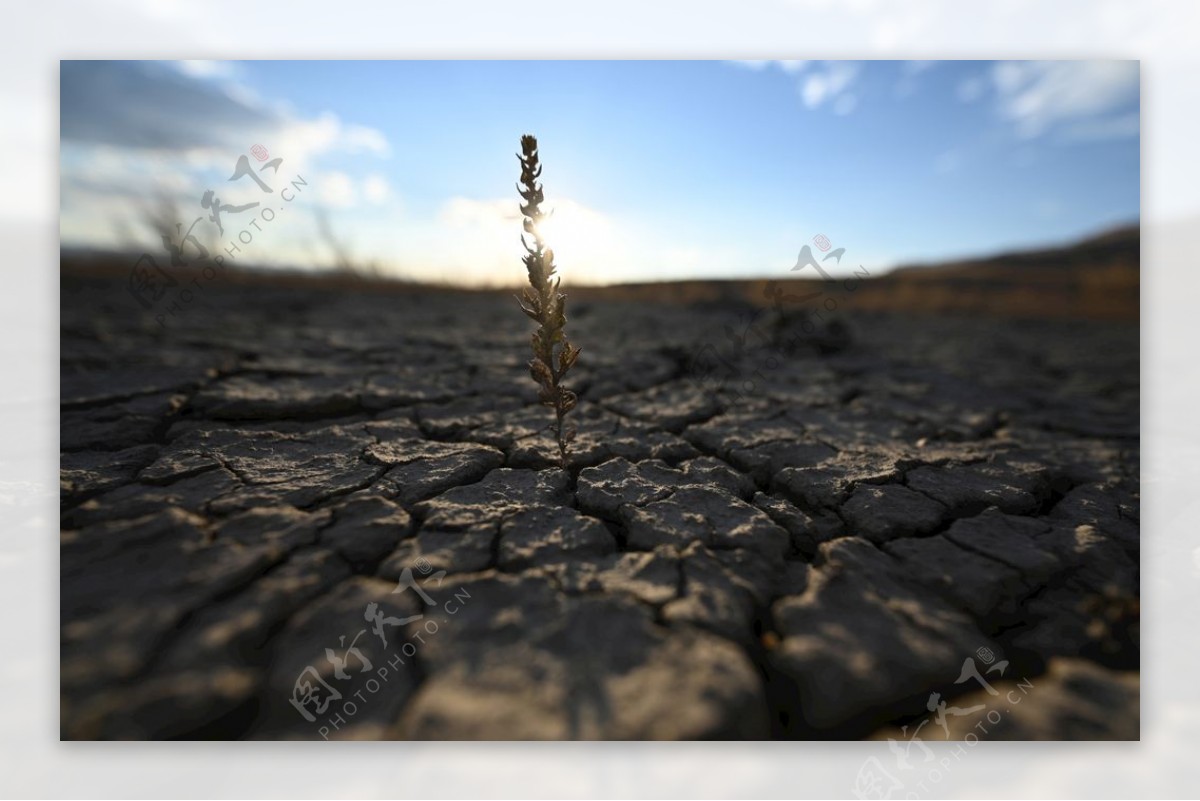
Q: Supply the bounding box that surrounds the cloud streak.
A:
[60,61,390,166]
[730,59,861,114]
[990,60,1140,140]
[59,60,396,268]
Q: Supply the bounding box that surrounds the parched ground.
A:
[60,272,1139,740]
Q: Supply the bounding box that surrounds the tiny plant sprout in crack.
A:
[516,134,582,469]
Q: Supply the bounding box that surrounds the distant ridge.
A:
[564,224,1138,321]
[888,223,1139,277]
[60,224,1139,321]
[848,223,1138,320]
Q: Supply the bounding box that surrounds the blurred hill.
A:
[851,223,1139,320]
[62,224,1138,321]
[570,224,1139,321]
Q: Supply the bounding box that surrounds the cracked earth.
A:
[60,274,1139,740]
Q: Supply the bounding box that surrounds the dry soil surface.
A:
[60,273,1139,740]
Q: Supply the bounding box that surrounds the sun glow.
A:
[434,195,636,286]
[531,199,622,284]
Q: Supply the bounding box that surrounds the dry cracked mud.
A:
[60,273,1139,740]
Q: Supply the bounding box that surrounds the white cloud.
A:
[362,174,392,204]
[416,195,742,286]
[175,60,238,81]
[61,62,391,174]
[799,61,859,110]
[728,59,807,73]
[434,196,628,285]
[776,59,809,75]
[989,60,1139,139]
[439,197,518,229]
[275,111,391,172]
[730,60,859,113]
[318,171,357,208]
[58,61,397,260]
[342,124,391,156]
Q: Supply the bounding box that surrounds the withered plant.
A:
[515,134,581,468]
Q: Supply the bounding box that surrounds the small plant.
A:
[516,134,581,468]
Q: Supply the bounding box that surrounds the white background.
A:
[2,1,1197,797]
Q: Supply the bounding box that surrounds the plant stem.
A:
[516,134,580,469]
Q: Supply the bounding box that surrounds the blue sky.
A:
[59,60,1139,285]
